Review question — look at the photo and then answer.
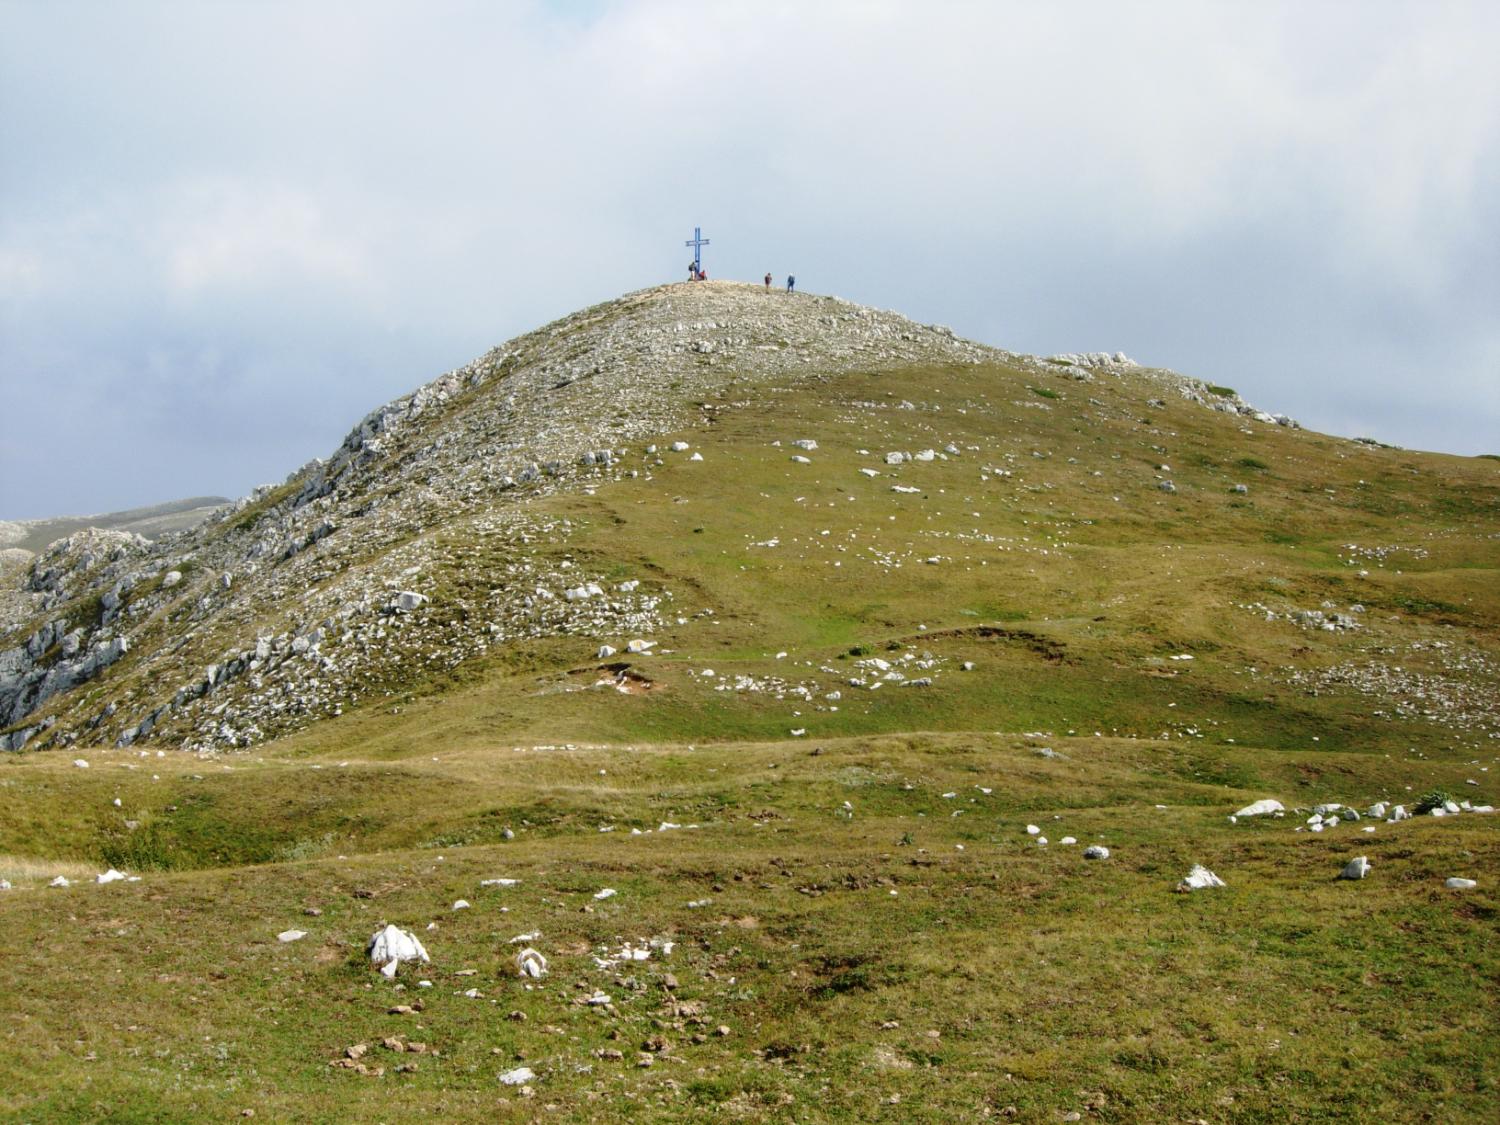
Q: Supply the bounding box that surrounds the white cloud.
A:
[160,179,374,297]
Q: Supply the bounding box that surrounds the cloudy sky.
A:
[3,0,1497,519]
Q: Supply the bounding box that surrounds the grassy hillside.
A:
[1,289,1497,1121]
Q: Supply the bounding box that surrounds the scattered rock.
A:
[367,924,430,978]
[1445,877,1477,890]
[1083,845,1110,860]
[1234,799,1284,818]
[498,1065,536,1086]
[1177,865,1225,891]
[1339,856,1371,880]
[277,929,307,943]
[515,947,548,978]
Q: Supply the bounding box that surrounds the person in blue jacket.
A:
[786,275,796,292]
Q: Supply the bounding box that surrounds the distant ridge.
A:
[0,496,229,555]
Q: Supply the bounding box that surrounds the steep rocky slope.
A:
[0,280,1447,756]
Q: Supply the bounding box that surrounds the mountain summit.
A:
[0,280,1492,757]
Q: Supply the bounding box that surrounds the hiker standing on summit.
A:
[764,272,772,289]
[786,275,795,292]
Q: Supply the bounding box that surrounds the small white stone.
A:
[1235,799,1284,818]
[515,947,548,978]
[1178,865,1225,891]
[498,1065,536,1085]
[1339,856,1371,880]
[1083,845,1110,860]
[1445,877,1477,890]
[277,929,307,943]
[452,899,470,910]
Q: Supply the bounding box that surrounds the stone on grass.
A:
[1234,799,1284,818]
[96,868,128,884]
[1366,802,1388,819]
[515,947,548,978]
[626,639,656,654]
[670,441,690,452]
[452,899,470,910]
[1445,877,1477,890]
[498,1065,535,1085]
[1387,805,1408,822]
[368,925,430,978]
[1339,856,1371,880]
[278,929,307,943]
[1025,824,1040,836]
[1178,865,1225,891]
[1083,845,1110,860]
[49,875,70,888]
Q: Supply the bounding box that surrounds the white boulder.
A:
[367,924,430,978]
[1339,856,1371,880]
[515,947,548,978]
[277,929,307,943]
[1178,865,1225,891]
[1083,845,1110,860]
[1234,799,1284,818]
[1445,877,1477,890]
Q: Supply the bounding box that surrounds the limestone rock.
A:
[515,947,548,978]
[1234,799,1284,818]
[1339,856,1371,880]
[1178,865,1225,891]
[367,925,430,978]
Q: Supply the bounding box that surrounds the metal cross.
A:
[684,226,710,270]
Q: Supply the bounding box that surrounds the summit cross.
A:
[684,225,710,270]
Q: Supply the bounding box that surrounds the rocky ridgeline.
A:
[1040,351,1299,428]
[0,281,1292,753]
